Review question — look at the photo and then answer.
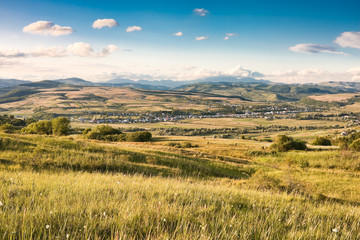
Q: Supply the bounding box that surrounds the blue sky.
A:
[0,0,359,82]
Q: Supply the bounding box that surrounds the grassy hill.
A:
[1,128,360,239]
[177,82,353,102]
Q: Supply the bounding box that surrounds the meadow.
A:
[0,127,360,239]
[0,85,360,239]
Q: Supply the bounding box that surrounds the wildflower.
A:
[0,201,3,207]
[163,218,166,222]
[46,225,50,229]
[66,234,70,239]
[103,212,106,216]
[332,228,339,233]
[50,211,53,214]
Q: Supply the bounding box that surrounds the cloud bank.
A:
[23,21,73,36]
[0,43,117,58]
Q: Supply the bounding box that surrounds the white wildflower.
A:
[332,228,339,233]
[0,201,3,206]
[66,234,70,239]
[46,225,50,229]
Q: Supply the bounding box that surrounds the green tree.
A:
[270,135,307,152]
[51,117,70,136]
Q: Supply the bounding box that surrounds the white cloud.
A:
[196,36,208,41]
[224,33,236,40]
[92,19,119,29]
[67,42,94,57]
[98,44,118,57]
[193,8,209,16]
[267,68,354,83]
[335,32,360,49]
[173,32,183,36]
[23,20,73,36]
[348,67,360,81]
[289,43,344,54]
[0,43,118,58]
[0,49,27,58]
[226,65,264,78]
[30,46,66,57]
[126,26,142,32]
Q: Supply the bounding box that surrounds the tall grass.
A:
[0,170,359,239]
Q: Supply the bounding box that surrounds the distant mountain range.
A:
[0,76,273,90]
[0,77,359,103]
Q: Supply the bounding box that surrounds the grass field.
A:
[0,128,360,239]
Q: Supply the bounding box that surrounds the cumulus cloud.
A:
[289,43,344,54]
[0,43,117,58]
[67,42,94,57]
[226,65,264,78]
[335,32,360,49]
[193,8,209,16]
[224,33,236,40]
[126,26,142,32]
[92,19,119,29]
[173,32,183,36]
[196,36,208,41]
[348,67,360,81]
[23,20,73,36]
[98,44,118,57]
[175,65,264,80]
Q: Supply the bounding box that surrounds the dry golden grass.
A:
[309,93,358,102]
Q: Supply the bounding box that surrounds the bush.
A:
[21,117,71,136]
[270,135,307,152]
[312,136,331,146]
[51,117,70,136]
[166,142,199,148]
[0,124,16,133]
[22,120,52,135]
[126,131,152,142]
[349,139,360,151]
[83,125,122,141]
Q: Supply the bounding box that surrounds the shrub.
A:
[349,139,360,151]
[270,135,307,152]
[83,125,122,141]
[0,124,16,133]
[312,136,331,146]
[21,117,71,136]
[22,120,52,135]
[51,117,70,136]
[126,131,152,142]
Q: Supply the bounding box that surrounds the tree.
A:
[126,131,152,142]
[34,120,52,135]
[270,135,307,152]
[312,136,331,146]
[51,117,70,136]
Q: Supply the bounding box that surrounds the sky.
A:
[0,0,359,83]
